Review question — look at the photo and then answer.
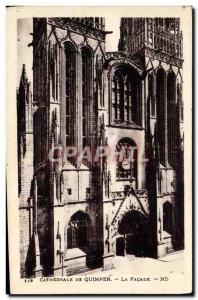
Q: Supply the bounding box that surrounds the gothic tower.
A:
[119,18,184,255]
[32,17,109,275]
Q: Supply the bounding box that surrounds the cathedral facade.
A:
[17,17,184,277]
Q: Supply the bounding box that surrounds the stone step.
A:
[66,266,91,276]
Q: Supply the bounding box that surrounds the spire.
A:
[21,64,27,79]
[20,64,28,87]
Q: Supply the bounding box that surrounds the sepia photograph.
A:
[6,6,192,294]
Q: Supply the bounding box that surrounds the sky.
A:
[17,18,120,85]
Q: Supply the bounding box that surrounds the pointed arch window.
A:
[148,73,155,117]
[156,68,166,165]
[124,79,133,122]
[111,73,124,122]
[65,42,76,147]
[82,47,93,149]
[177,82,183,121]
[111,67,141,126]
[117,76,124,121]
[111,79,116,120]
[167,71,176,166]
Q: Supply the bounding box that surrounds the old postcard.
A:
[6,6,192,294]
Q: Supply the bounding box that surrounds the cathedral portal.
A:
[116,211,148,257]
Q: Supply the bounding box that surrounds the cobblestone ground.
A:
[72,251,192,294]
[81,251,185,277]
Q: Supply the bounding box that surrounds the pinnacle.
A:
[20,64,28,83]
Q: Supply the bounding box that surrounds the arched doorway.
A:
[163,201,174,235]
[117,210,148,257]
[66,211,92,253]
[116,237,125,256]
